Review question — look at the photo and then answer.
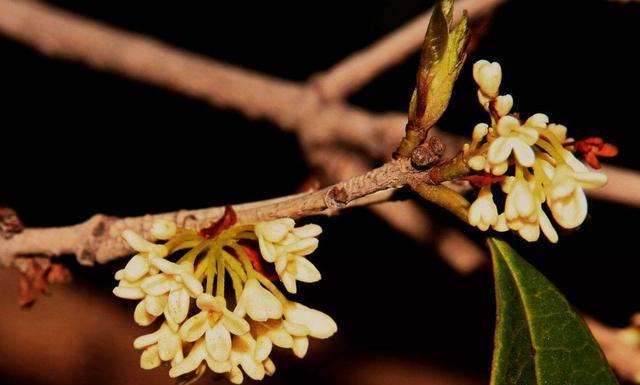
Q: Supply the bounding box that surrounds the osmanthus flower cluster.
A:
[113,208,337,383]
[465,60,615,243]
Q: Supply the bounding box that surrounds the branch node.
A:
[325,186,349,208]
[411,136,446,168]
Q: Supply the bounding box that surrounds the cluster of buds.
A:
[113,210,336,383]
[466,60,614,242]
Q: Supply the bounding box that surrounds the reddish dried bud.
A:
[574,137,618,169]
[16,259,72,307]
[199,205,238,239]
[463,173,505,188]
[0,207,23,239]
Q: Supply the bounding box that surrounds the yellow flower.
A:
[171,294,249,378]
[500,177,558,243]
[468,186,499,231]
[255,219,323,294]
[169,339,231,377]
[119,229,169,282]
[546,165,606,229]
[229,333,272,381]
[133,259,203,327]
[488,116,540,167]
[255,218,296,262]
[234,278,283,322]
[134,322,183,369]
[284,302,337,339]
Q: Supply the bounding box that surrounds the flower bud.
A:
[473,60,502,98]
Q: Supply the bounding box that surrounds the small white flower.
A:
[284,302,337,340]
[134,322,183,368]
[255,218,296,262]
[255,219,323,294]
[234,278,283,322]
[546,165,606,229]
[504,178,537,223]
[488,115,539,167]
[473,60,502,98]
[468,186,499,231]
[169,339,232,378]
[173,294,249,378]
[114,258,203,327]
[229,333,268,381]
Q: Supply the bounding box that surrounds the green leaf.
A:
[488,238,618,385]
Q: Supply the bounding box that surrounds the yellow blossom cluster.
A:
[113,218,336,383]
[466,60,608,242]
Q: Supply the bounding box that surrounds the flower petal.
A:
[168,340,207,378]
[294,257,321,283]
[538,207,558,244]
[181,272,204,298]
[282,320,309,337]
[292,336,309,358]
[258,235,278,263]
[488,137,513,164]
[205,322,232,362]
[256,221,290,243]
[511,138,535,167]
[292,224,322,238]
[179,311,210,342]
[151,258,181,275]
[124,254,150,282]
[145,294,168,317]
[140,274,173,296]
[205,357,232,373]
[283,238,318,256]
[133,330,159,349]
[227,366,244,384]
[140,345,162,370]
[167,288,190,324]
[150,219,177,240]
[240,278,283,321]
[281,273,297,294]
[158,323,181,361]
[221,310,251,335]
[285,302,337,339]
[255,334,273,362]
[134,300,157,326]
[113,286,145,300]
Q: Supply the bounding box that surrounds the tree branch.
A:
[0,160,417,266]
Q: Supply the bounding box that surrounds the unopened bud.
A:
[473,60,502,98]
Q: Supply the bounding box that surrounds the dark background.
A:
[1,1,639,384]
